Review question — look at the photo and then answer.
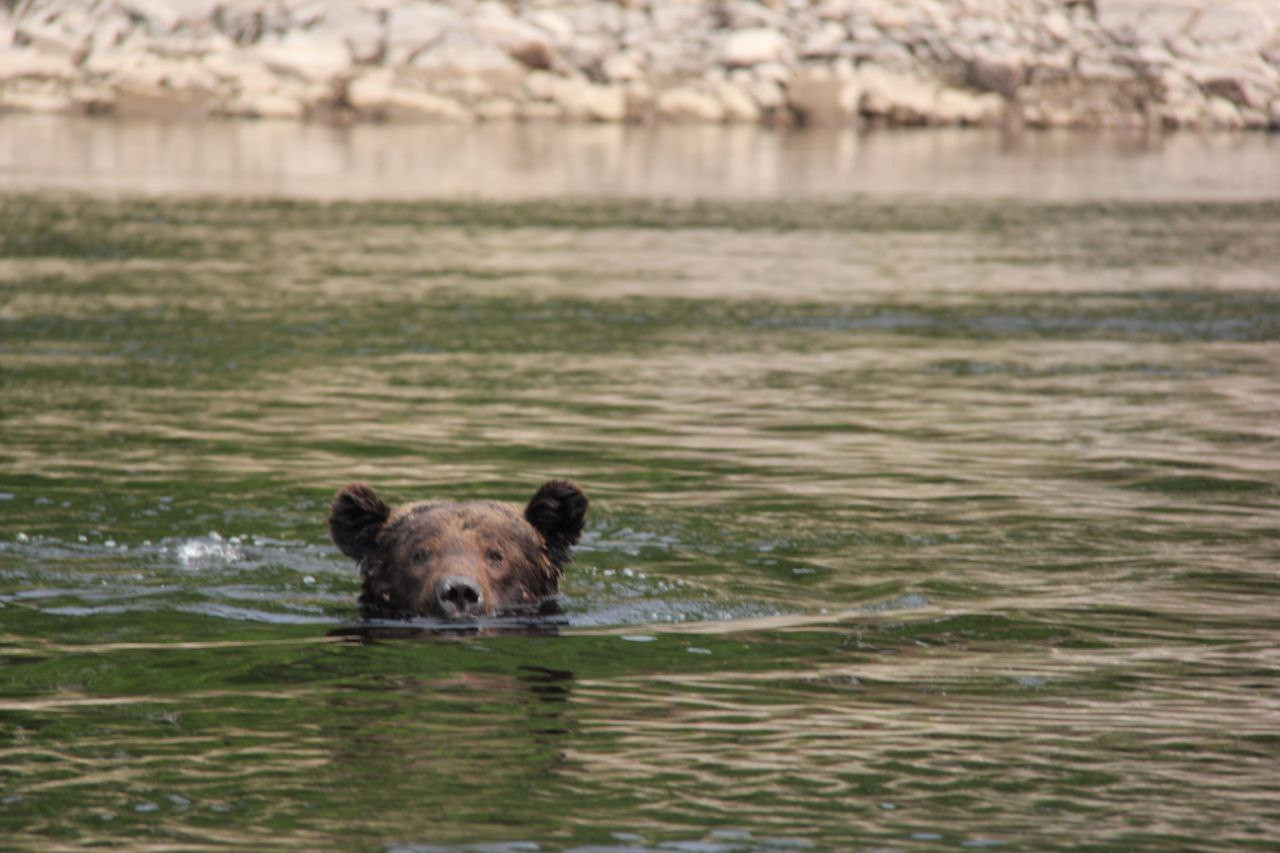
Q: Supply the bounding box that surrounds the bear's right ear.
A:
[329,483,391,561]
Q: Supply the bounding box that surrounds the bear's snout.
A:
[436,575,485,618]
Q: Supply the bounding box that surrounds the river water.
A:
[1,117,1278,849]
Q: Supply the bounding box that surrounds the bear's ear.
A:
[525,480,588,568]
[329,483,391,561]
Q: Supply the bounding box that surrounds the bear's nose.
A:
[436,575,484,617]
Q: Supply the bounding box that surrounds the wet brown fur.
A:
[329,481,588,620]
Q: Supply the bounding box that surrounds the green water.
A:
[1,190,1278,849]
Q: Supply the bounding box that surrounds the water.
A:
[2,120,1279,848]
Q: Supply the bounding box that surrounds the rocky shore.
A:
[2,0,1279,129]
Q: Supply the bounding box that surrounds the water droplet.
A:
[686,647,712,655]
[302,575,316,585]
[134,802,159,813]
[15,532,28,543]
[621,635,656,643]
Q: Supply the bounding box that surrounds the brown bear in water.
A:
[329,480,588,620]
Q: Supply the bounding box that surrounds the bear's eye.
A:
[411,548,432,563]
[485,548,504,565]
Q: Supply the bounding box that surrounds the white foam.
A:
[175,532,242,567]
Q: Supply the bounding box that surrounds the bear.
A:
[328,480,588,620]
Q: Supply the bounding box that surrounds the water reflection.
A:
[2,113,1278,201]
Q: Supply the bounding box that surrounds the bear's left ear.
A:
[329,483,391,561]
[525,480,588,568]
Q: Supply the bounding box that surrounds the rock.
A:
[0,49,77,83]
[225,90,306,120]
[13,16,91,59]
[747,75,785,111]
[525,71,625,121]
[720,28,790,68]
[529,10,575,47]
[968,51,1023,97]
[0,78,74,113]
[1190,1,1274,51]
[254,31,351,84]
[786,67,858,125]
[385,4,459,66]
[716,80,760,123]
[602,53,643,83]
[855,64,937,123]
[1204,95,1244,128]
[933,87,1004,125]
[309,6,385,65]
[801,21,848,59]
[347,68,468,121]
[656,86,725,122]
[473,3,558,70]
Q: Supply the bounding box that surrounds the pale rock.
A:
[801,21,847,58]
[14,18,90,59]
[204,50,277,89]
[0,78,74,113]
[747,76,785,111]
[786,66,858,125]
[1204,95,1244,128]
[120,0,185,34]
[754,60,790,84]
[254,31,350,83]
[536,75,626,121]
[520,99,563,121]
[0,49,77,82]
[474,3,557,70]
[656,86,724,122]
[310,6,384,65]
[1238,106,1268,128]
[529,10,575,47]
[113,81,215,118]
[720,27,789,68]
[1043,11,1072,43]
[411,39,520,75]
[1077,58,1133,82]
[933,86,1003,125]
[602,52,643,83]
[475,96,518,120]
[817,0,854,22]
[856,64,936,123]
[226,90,306,119]
[347,68,468,121]
[386,4,459,66]
[716,80,759,122]
[1191,1,1273,51]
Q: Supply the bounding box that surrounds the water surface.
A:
[1,128,1279,848]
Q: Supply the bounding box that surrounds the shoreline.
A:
[3,0,1279,132]
[3,113,1278,202]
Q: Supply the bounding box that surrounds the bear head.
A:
[328,480,588,620]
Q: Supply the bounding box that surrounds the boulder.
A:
[786,67,858,125]
[347,68,469,121]
[254,31,351,84]
[656,86,725,122]
[856,64,937,123]
[720,27,790,68]
[385,4,460,66]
